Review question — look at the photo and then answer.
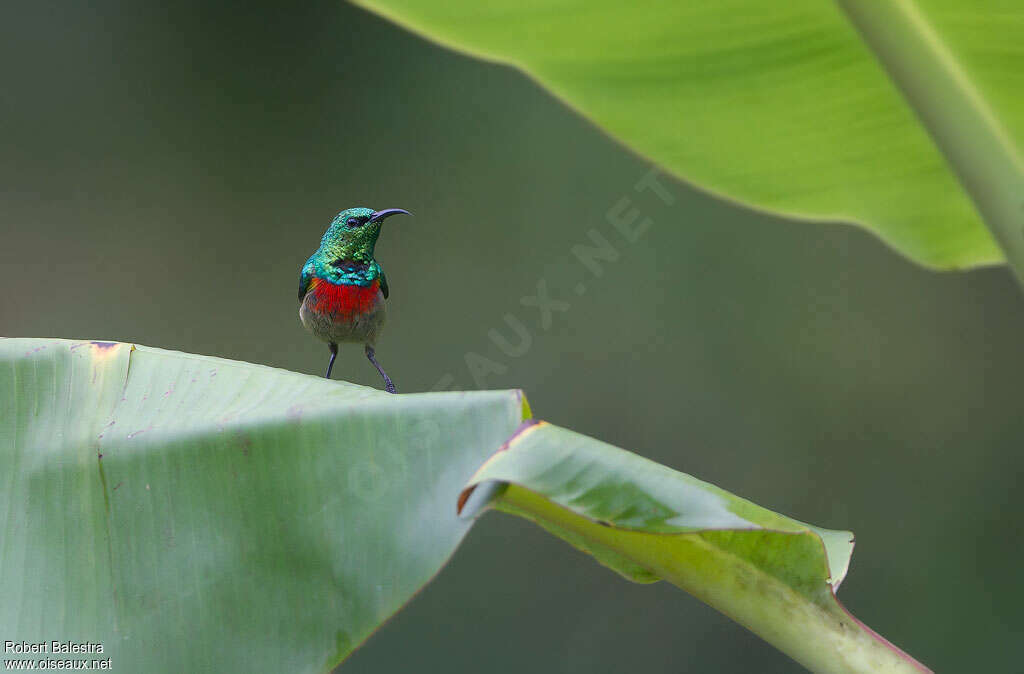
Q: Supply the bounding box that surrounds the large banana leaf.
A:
[1,339,926,672]
[0,338,526,672]
[354,0,1024,275]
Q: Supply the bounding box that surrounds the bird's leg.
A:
[365,344,396,394]
[325,342,338,379]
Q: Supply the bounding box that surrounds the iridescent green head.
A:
[301,206,411,290]
[318,207,411,264]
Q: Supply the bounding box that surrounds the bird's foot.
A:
[365,344,397,394]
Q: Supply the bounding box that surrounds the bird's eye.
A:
[346,217,363,227]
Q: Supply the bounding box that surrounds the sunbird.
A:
[298,207,411,392]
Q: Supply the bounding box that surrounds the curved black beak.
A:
[369,208,412,223]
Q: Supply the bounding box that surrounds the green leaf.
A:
[459,422,928,674]
[0,338,527,673]
[355,0,1024,273]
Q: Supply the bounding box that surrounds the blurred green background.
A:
[2,1,1021,671]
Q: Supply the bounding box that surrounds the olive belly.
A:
[299,280,386,345]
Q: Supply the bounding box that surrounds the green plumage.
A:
[299,207,384,298]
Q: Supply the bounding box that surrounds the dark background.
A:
[2,2,1020,671]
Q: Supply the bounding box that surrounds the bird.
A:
[298,206,411,392]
